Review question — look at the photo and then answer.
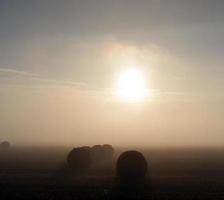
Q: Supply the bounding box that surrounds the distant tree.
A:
[116,150,148,180]
[0,141,10,149]
[102,144,114,160]
[67,147,92,171]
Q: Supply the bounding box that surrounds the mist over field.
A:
[0,0,224,147]
[1,84,224,147]
[1,2,224,199]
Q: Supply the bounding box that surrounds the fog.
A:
[1,82,223,147]
[1,0,224,147]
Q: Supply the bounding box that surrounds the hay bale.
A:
[91,145,104,161]
[0,141,10,149]
[102,144,114,160]
[116,150,148,180]
[67,147,92,171]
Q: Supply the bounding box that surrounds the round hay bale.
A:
[116,150,148,180]
[91,145,104,161]
[67,147,91,171]
[102,144,114,159]
[0,141,10,149]
[82,146,92,153]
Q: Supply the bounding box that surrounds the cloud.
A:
[0,67,87,88]
[0,67,38,77]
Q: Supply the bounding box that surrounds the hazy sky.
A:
[0,0,224,147]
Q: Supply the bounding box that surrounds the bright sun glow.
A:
[117,68,148,102]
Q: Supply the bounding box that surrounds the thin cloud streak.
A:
[0,67,87,88]
[0,67,38,77]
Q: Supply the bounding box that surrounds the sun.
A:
[117,68,148,102]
